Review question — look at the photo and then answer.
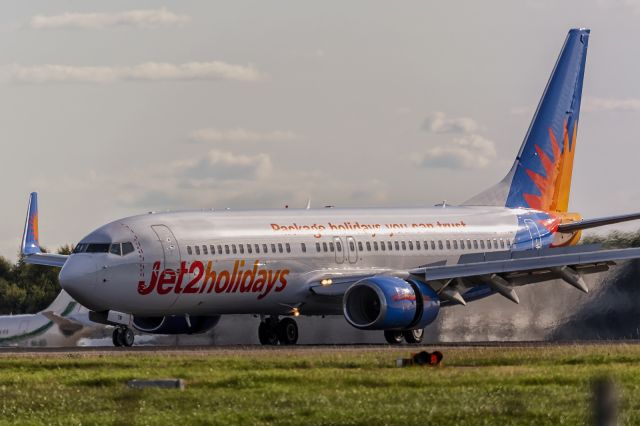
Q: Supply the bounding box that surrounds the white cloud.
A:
[582,97,640,112]
[190,128,299,143]
[422,111,479,134]
[418,134,497,169]
[10,62,263,84]
[29,8,190,30]
[178,150,273,182]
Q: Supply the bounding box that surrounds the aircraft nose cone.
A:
[59,256,102,310]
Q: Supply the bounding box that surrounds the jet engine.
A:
[132,315,221,335]
[343,276,440,330]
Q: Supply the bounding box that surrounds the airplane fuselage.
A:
[60,206,560,316]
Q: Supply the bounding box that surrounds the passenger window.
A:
[195,246,201,255]
[401,241,406,251]
[337,242,342,252]
[239,244,244,254]
[453,240,458,250]
[263,244,268,253]
[232,245,237,254]
[480,240,485,250]
[210,245,215,255]
[395,241,400,250]
[278,243,283,253]
[285,243,291,253]
[122,242,135,255]
[380,241,386,251]
[373,242,379,251]
[301,243,307,253]
[416,241,421,250]
[467,240,472,250]
[460,240,465,250]
[366,242,371,251]
[255,244,260,254]
[358,242,364,251]
[424,241,429,250]
[225,245,230,254]
[493,238,498,249]
[500,239,505,249]
[247,244,253,254]
[431,241,436,250]
[203,245,208,255]
[349,241,355,251]
[109,243,121,256]
[473,240,479,249]
[271,244,277,253]
[329,242,334,252]
[408,241,414,250]
[387,241,393,251]
[217,245,223,255]
[438,241,443,250]
[316,242,321,252]
[487,240,492,250]
[322,242,328,252]
[446,240,451,250]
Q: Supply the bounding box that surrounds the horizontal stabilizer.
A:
[557,212,640,232]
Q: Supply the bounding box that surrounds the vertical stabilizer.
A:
[464,28,589,212]
[21,192,40,255]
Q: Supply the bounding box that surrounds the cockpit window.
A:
[86,243,110,253]
[122,242,135,255]
[109,244,122,256]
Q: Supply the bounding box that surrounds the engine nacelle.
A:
[132,315,221,335]
[343,276,440,330]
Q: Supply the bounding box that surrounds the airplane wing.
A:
[557,212,640,232]
[20,192,69,268]
[41,311,85,334]
[309,244,640,306]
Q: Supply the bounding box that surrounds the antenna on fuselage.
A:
[305,199,311,210]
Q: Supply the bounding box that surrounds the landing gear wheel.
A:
[403,328,424,344]
[384,330,404,345]
[112,328,122,347]
[276,318,298,345]
[121,328,134,347]
[258,321,279,345]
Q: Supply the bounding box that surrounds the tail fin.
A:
[21,192,40,255]
[464,28,590,212]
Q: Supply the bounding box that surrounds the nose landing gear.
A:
[258,316,298,345]
[112,326,134,347]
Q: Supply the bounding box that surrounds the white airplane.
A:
[0,290,106,347]
[20,28,640,347]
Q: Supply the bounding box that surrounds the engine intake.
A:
[343,276,439,330]
[132,315,221,335]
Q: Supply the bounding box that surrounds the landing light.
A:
[291,307,300,317]
[320,279,333,286]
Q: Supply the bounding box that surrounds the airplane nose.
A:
[59,256,102,310]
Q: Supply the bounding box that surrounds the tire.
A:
[258,321,279,345]
[121,328,135,347]
[403,328,424,344]
[112,328,122,347]
[276,318,298,345]
[384,330,404,345]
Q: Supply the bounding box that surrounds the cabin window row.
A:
[185,237,512,256]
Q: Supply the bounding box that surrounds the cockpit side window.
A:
[109,243,122,256]
[122,242,135,256]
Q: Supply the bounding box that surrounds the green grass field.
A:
[0,344,638,425]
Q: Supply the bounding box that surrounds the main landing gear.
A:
[258,316,298,345]
[112,326,134,347]
[384,328,424,345]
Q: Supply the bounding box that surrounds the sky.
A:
[1,0,640,259]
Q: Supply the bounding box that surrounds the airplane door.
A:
[151,225,182,307]
[333,237,345,264]
[346,236,358,264]
[524,219,542,249]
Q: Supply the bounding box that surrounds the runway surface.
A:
[0,340,638,356]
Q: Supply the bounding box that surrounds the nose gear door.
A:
[151,225,182,307]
